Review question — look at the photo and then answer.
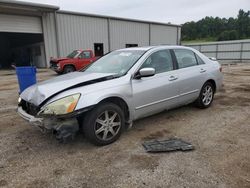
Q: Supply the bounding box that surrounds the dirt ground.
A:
[0,64,250,188]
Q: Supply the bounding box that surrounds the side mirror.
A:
[134,68,155,79]
[209,57,217,61]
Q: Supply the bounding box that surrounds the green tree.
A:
[237,9,250,38]
[181,9,250,42]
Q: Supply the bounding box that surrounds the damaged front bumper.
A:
[17,106,79,142]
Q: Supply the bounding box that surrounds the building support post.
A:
[176,27,179,45]
[149,23,151,46]
[107,18,111,52]
[240,42,243,62]
[215,44,218,59]
[54,11,60,57]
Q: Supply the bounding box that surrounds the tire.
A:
[63,65,75,74]
[56,71,63,75]
[195,82,215,108]
[82,102,125,146]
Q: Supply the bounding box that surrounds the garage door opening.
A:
[0,32,46,69]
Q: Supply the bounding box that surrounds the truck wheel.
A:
[63,65,75,74]
[195,82,215,108]
[56,71,63,75]
[82,102,125,146]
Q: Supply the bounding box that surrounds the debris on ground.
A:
[142,138,194,153]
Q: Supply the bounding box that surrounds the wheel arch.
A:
[206,79,216,92]
[97,96,130,123]
[62,64,76,71]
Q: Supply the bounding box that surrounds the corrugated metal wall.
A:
[53,12,179,56]
[109,19,149,50]
[56,13,109,56]
[0,14,42,33]
[42,12,58,63]
[42,12,180,66]
[0,3,180,68]
[150,24,178,45]
[185,39,250,62]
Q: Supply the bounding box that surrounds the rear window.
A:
[174,49,198,69]
[195,54,205,65]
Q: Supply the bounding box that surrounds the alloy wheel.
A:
[94,110,121,141]
[202,85,213,106]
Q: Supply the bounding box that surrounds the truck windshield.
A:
[67,50,80,58]
[84,50,145,75]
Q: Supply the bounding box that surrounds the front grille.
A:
[19,100,40,116]
[50,60,59,68]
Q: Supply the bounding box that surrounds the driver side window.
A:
[140,50,173,74]
[79,51,91,59]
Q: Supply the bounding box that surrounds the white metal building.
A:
[0,0,181,68]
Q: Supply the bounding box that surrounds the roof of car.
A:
[116,45,193,51]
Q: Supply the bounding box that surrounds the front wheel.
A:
[63,65,75,74]
[82,103,125,146]
[195,82,215,108]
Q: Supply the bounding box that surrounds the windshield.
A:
[84,50,145,75]
[67,50,80,58]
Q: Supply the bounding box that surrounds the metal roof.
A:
[0,0,59,12]
[58,10,181,28]
[0,1,180,27]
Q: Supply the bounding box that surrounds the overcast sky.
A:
[18,0,249,24]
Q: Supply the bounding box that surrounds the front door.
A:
[77,51,92,69]
[132,50,180,120]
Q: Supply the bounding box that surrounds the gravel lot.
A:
[0,64,250,188]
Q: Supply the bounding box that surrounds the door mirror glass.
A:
[135,68,155,79]
[209,57,217,61]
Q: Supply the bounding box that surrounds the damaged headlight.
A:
[40,94,81,115]
[18,97,22,103]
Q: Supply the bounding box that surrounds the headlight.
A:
[40,94,81,115]
[18,97,22,103]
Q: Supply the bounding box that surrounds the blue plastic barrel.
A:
[16,66,37,93]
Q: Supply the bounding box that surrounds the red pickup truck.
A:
[50,49,98,74]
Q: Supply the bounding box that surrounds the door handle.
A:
[169,75,178,81]
[200,68,206,73]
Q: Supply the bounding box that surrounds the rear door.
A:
[172,49,207,104]
[132,50,180,120]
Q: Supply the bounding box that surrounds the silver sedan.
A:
[18,46,223,145]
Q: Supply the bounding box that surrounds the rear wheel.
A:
[63,65,75,74]
[82,103,125,146]
[195,82,215,108]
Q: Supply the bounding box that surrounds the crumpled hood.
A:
[51,57,70,63]
[20,72,115,106]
